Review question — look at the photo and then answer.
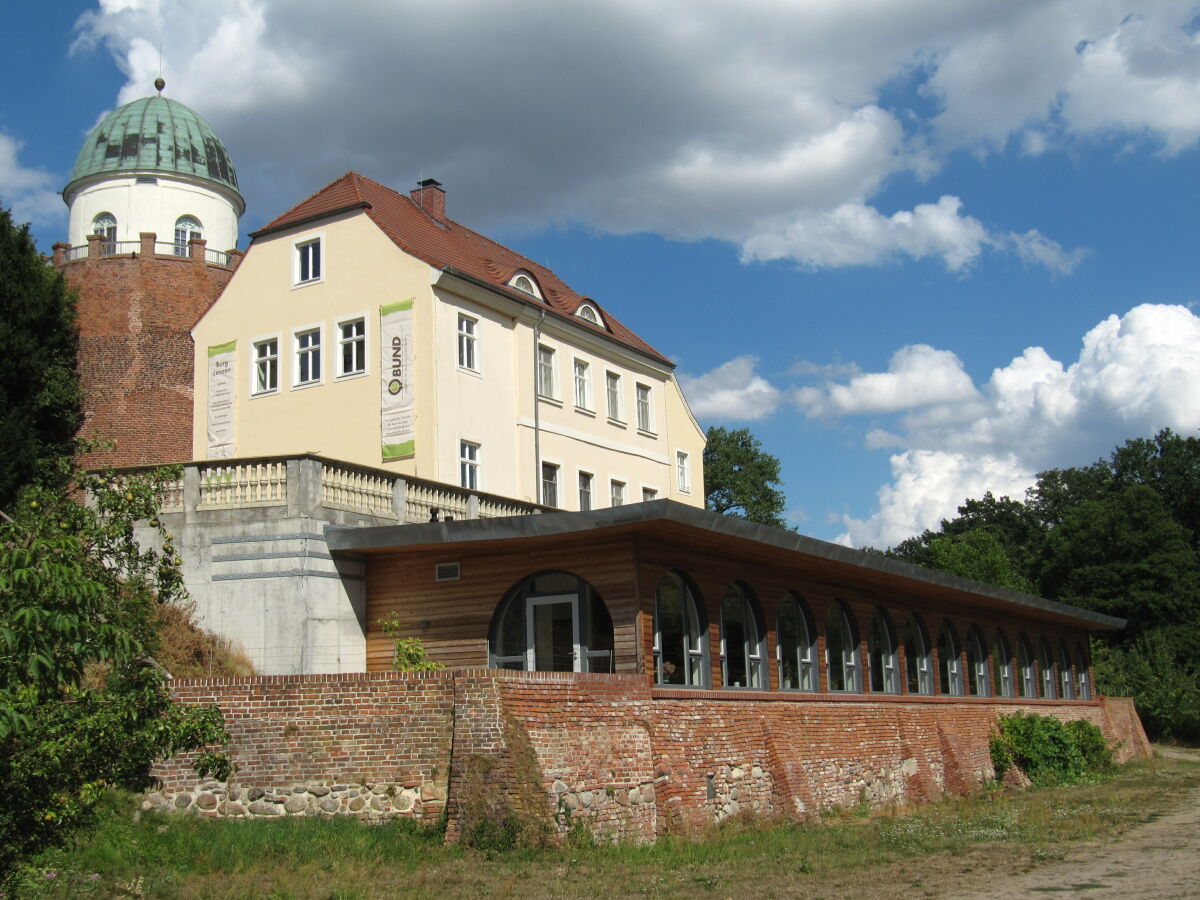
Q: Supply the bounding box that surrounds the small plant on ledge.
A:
[379,614,445,672]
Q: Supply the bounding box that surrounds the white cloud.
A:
[69,0,1200,272]
[819,304,1200,547]
[0,133,63,231]
[795,343,979,416]
[678,356,781,423]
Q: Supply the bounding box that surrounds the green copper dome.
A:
[67,95,241,198]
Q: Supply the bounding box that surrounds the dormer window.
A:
[508,271,542,299]
[576,303,603,327]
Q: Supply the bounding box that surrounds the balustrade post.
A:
[392,477,408,523]
[289,457,322,517]
[183,465,201,516]
[467,493,481,520]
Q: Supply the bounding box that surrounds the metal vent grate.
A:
[435,562,461,582]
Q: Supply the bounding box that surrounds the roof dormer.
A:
[508,270,543,300]
[575,301,605,328]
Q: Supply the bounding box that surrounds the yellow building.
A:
[192,174,706,511]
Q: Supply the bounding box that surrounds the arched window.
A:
[174,215,203,256]
[868,608,900,694]
[576,303,603,326]
[1058,640,1075,700]
[825,601,861,692]
[992,629,1014,698]
[720,583,765,689]
[1075,643,1092,700]
[653,571,708,687]
[778,592,818,691]
[1017,634,1036,699]
[1039,639,1057,699]
[903,614,933,695]
[508,271,543,299]
[489,570,613,673]
[967,626,990,697]
[93,213,117,254]
[937,620,962,696]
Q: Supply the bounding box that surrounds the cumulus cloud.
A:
[795,344,979,417]
[678,356,781,423]
[0,133,64,231]
[817,304,1200,547]
[66,0,1200,270]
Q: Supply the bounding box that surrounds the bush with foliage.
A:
[379,615,445,672]
[0,468,229,888]
[990,712,1114,787]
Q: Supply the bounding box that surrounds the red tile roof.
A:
[253,172,670,364]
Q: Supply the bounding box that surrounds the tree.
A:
[0,204,82,508]
[921,530,1035,593]
[703,426,788,529]
[0,467,230,886]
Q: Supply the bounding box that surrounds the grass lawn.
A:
[11,750,1199,899]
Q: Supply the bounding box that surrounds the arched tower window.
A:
[653,571,708,687]
[720,582,765,689]
[825,601,861,692]
[867,608,900,694]
[175,215,203,256]
[903,614,933,695]
[937,620,962,696]
[93,213,117,254]
[488,570,613,673]
[778,592,818,691]
[992,629,1014,698]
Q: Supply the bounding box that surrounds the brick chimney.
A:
[410,178,446,221]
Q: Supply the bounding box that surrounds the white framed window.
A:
[252,336,279,395]
[676,450,691,493]
[460,441,480,490]
[93,213,117,254]
[605,371,622,421]
[578,471,593,511]
[537,344,556,398]
[174,215,202,257]
[610,479,625,507]
[642,486,658,502]
[573,358,591,409]
[293,326,322,387]
[457,314,478,371]
[337,317,366,378]
[576,303,602,326]
[509,271,542,299]
[636,383,653,432]
[293,235,323,286]
[541,462,559,507]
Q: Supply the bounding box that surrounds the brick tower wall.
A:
[57,240,236,469]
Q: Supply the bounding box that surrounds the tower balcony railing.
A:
[109,453,550,523]
[52,234,242,270]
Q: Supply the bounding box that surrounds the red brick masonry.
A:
[152,670,1151,843]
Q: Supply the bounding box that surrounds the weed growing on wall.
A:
[990,712,1114,787]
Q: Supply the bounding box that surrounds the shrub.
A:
[990,712,1112,787]
[378,615,445,672]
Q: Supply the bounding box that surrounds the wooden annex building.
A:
[329,500,1119,700]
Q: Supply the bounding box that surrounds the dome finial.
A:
[154,77,165,94]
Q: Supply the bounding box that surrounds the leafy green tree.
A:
[921,530,1035,593]
[703,426,788,529]
[0,204,82,508]
[0,467,230,885]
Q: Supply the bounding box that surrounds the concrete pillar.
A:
[467,494,481,520]
[183,465,201,518]
[289,457,323,518]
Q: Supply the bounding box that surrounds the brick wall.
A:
[59,253,233,469]
[151,671,1150,841]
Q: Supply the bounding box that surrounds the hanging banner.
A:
[206,340,237,459]
[380,299,415,460]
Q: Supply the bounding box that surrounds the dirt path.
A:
[955,750,1200,900]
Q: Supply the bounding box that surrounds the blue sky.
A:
[4,1,1200,546]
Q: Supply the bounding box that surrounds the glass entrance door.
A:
[526,595,580,672]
